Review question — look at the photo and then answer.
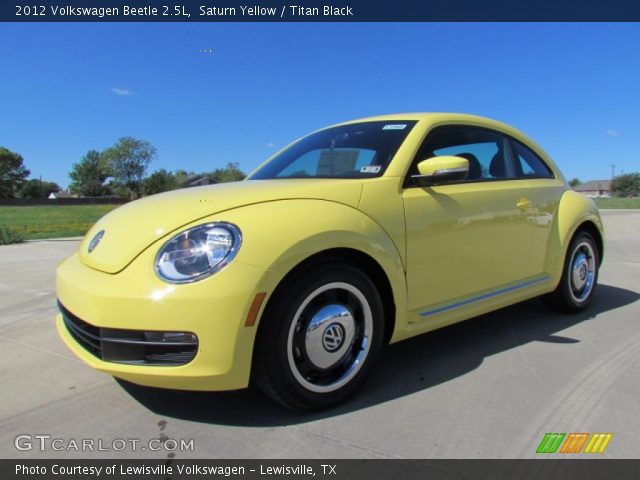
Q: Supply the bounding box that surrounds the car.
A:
[56,113,604,410]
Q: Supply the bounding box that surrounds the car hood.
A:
[79,179,363,274]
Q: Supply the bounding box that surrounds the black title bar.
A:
[4,0,640,22]
[3,460,640,480]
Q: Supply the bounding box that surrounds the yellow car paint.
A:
[56,113,604,392]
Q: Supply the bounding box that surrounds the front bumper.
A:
[56,250,270,391]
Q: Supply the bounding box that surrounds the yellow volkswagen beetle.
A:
[56,113,604,410]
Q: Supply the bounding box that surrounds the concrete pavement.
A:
[0,210,638,459]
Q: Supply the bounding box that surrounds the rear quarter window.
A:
[511,139,554,178]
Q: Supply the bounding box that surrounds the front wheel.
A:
[253,262,385,410]
[545,231,600,313]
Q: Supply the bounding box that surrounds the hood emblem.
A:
[88,230,105,253]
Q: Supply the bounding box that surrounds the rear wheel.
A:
[545,231,599,313]
[253,261,385,410]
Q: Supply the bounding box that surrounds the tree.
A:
[568,178,582,188]
[142,169,177,196]
[19,179,61,198]
[611,172,640,197]
[69,150,111,197]
[210,162,245,183]
[0,147,30,198]
[102,137,156,199]
[173,169,194,187]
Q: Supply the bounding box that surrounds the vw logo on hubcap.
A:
[88,230,105,253]
[322,323,345,352]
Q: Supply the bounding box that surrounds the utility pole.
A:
[610,164,616,179]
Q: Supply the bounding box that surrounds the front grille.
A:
[58,301,198,366]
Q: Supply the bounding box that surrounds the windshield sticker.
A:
[317,150,358,176]
[382,124,407,130]
[360,165,381,173]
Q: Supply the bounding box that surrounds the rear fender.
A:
[545,190,604,287]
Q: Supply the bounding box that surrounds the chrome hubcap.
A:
[287,282,372,393]
[569,241,596,303]
[306,304,355,369]
[572,253,589,290]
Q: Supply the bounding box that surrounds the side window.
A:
[409,126,516,184]
[511,140,554,178]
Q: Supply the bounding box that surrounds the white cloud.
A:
[265,142,275,148]
[110,87,134,96]
[606,129,620,137]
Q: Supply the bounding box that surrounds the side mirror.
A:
[411,156,469,187]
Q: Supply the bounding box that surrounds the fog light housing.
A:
[143,331,197,344]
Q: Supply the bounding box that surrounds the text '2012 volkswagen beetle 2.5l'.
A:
[56,113,604,410]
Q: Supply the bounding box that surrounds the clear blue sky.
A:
[1,23,638,188]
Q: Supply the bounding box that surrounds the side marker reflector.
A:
[245,292,267,327]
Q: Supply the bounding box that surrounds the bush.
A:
[0,226,24,245]
[611,172,640,197]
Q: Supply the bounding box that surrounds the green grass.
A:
[0,205,120,240]
[593,197,640,209]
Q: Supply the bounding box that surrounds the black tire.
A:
[544,231,600,313]
[252,260,385,411]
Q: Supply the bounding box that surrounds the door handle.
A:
[517,198,531,212]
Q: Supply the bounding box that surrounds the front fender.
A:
[546,190,605,286]
[221,199,408,339]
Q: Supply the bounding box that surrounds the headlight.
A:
[155,222,242,283]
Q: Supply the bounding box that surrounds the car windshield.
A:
[248,120,417,180]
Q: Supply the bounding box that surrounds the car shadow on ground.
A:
[118,283,639,426]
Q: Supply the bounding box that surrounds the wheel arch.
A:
[546,190,605,287]
[543,218,603,313]
[573,220,604,265]
[257,248,397,347]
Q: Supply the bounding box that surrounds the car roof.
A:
[342,112,482,122]
[338,112,547,156]
[337,112,519,135]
